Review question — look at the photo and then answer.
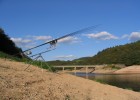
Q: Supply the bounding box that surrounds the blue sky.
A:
[0,0,140,61]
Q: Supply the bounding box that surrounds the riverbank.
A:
[61,67,118,74]
[61,65,140,74]
[114,65,140,74]
[0,58,140,100]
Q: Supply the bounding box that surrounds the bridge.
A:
[53,65,102,73]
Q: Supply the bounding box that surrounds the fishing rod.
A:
[29,48,55,58]
[23,25,99,53]
[11,25,99,58]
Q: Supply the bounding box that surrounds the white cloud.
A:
[85,31,118,40]
[58,36,80,44]
[121,34,129,39]
[10,35,81,49]
[23,42,37,49]
[33,36,52,41]
[55,55,76,60]
[11,35,53,48]
[11,37,35,48]
[11,38,32,44]
[129,32,140,41]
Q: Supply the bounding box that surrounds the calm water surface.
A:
[71,72,140,92]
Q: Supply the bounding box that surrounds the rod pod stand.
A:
[24,54,52,71]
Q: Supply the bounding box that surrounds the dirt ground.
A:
[0,58,140,100]
[115,65,140,74]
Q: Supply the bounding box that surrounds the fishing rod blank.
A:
[29,48,55,58]
[23,25,99,52]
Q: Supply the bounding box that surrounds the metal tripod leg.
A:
[24,54,52,71]
[39,55,52,71]
[24,55,40,71]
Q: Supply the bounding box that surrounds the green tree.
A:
[48,41,140,66]
[0,28,22,58]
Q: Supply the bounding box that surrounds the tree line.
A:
[48,41,140,66]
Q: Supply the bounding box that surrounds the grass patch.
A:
[0,51,56,72]
[103,64,121,70]
[26,60,56,72]
[125,87,133,91]
[94,79,107,84]
[0,51,23,62]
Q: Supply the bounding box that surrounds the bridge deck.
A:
[54,65,98,68]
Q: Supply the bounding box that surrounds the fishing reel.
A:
[24,50,32,55]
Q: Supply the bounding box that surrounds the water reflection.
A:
[72,72,140,92]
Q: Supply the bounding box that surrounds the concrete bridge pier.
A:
[74,67,76,75]
[86,67,88,79]
[63,67,64,72]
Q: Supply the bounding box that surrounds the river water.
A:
[71,72,140,92]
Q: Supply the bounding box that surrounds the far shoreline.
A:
[57,65,140,74]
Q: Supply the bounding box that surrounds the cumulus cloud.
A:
[129,32,140,41]
[23,42,37,49]
[58,36,80,44]
[11,38,32,45]
[33,36,52,41]
[11,35,81,49]
[85,31,118,40]
[11,37,36,49]
[55,55,76,60]
[10,35,53,48]
[121,34,129,39]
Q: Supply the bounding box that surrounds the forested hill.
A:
[48,41,140,66]
[0,28,23,58]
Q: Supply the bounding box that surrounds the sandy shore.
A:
[114,65,140,74]
[0,58,140,100]
[65,65,140,74]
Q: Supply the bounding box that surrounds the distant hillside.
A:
[0,28,23,58]
[48,41,140,66]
